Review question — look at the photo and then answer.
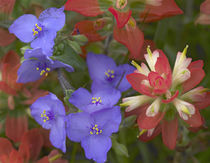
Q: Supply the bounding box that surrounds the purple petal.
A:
[31,30,56,56]
[50,116,66,152]
[92,107,121,136]
[39,7,65,31]
[87,53,117,83]
[116,64,135,92]
[9,14,38,43]
[24,48,49,59]
[17,59,42,83]
[81,135,111,163]
[51,60,74,72]
[69,88,92,111]
[66,112,93,142]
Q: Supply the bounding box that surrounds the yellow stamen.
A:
[181,106,190,115]
[131,60,143,72]
[147,46,153,58]
[180,45,189,61]
[137,129,147,138]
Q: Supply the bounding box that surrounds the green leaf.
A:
[67,40,82,54]
[112,138,129,157]
[54,45,86,71]
[72,35,88,46]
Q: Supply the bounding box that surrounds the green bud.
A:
[72,35,88,46]
[67,40,82,54]
[20,45,31,55]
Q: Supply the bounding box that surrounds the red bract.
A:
[113,18,144,60]
[200,0,210,15]
[108,7,132,28]
[64,0,104,17]
[140,0,183,23]
[5,115,28,143]
[0,51,22,95]
[72,20,106,42]
[0,28,16,46]
[0,0,16,14]
[122,46,209,149]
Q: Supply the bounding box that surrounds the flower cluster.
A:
[122,46,210,149]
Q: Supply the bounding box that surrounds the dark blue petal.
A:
[69,88,92,111]
[92,107,121,136]
[66,112,93,142]
[17,59,42,83]
[51,60,74,72]
[81,135,111,163]
[9,14,38,43]
[87,53,117,83]
[39,7,65,31]
[116,64,135,92]
[31,30,56,56]
[50,116,66,152]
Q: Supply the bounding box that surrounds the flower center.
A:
[36,62,51,76]
[116,0,127,9]
[33,24,43,36]
[41,110,55,123]
[91,97,102,105]
[90,124,102,135]
[105,69,115,81]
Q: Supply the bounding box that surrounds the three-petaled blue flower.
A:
[66,107,121,163]
[87,53,135,92]
[30,93,66,152]
[9,7,65,55]
[69,82,121,113]
[17,48,74,83]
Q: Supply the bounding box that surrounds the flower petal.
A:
[139,124,161,142]
[108,7,132,28]
[66,112,93,142]
[51,60,74,72]
[69,88,92,111]
[64,0,104,17]
[17,59,42,83]
[49,116,66,153]
[116,64,135,92]
[200,0,210,15]
[81,135,111,163]
[140,0,183,22]
[39,7,65,31]
[19,128,44,161]
[184,108,203,128]
[194,92,210,110]
[5,115,28,143]
[137,107,165,129]
[162,117,178,150]
[92,107,121,136]
[113,25,144,60]
[0,28,16,46]
[9,14,38,42]
[0,138,13,157]
[31,30,56,55]
[183,60,205,93]
[87,52,117,83]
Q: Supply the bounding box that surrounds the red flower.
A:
[72,19,106,42]
[0,51,22,95]
[196,0,210,25]
[0,28,16,47]
[64,0,104,17]
[5,115,28,143]
[113,17,144,60]
[140,0,183,23]
[108,7,132,28]
[122,46,209,149]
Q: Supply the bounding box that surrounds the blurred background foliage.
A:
[0,0,210,163]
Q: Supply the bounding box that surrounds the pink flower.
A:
[122,46,209,149]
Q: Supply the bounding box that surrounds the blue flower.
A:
[87,53,135,92]
[17,48,74,83]
[69,82,121,113]
[30,93,66,152]
[9,7,65,55]
[66,107,121,163]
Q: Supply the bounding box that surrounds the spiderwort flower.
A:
[17,48,74,83]
[87,52,135,92]
[66,107,121,163]
[69,82,121,113]
[122,46,209,149]
[30,93,66,152]
[9,7,65,55]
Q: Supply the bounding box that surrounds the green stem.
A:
[70,143,78,163]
